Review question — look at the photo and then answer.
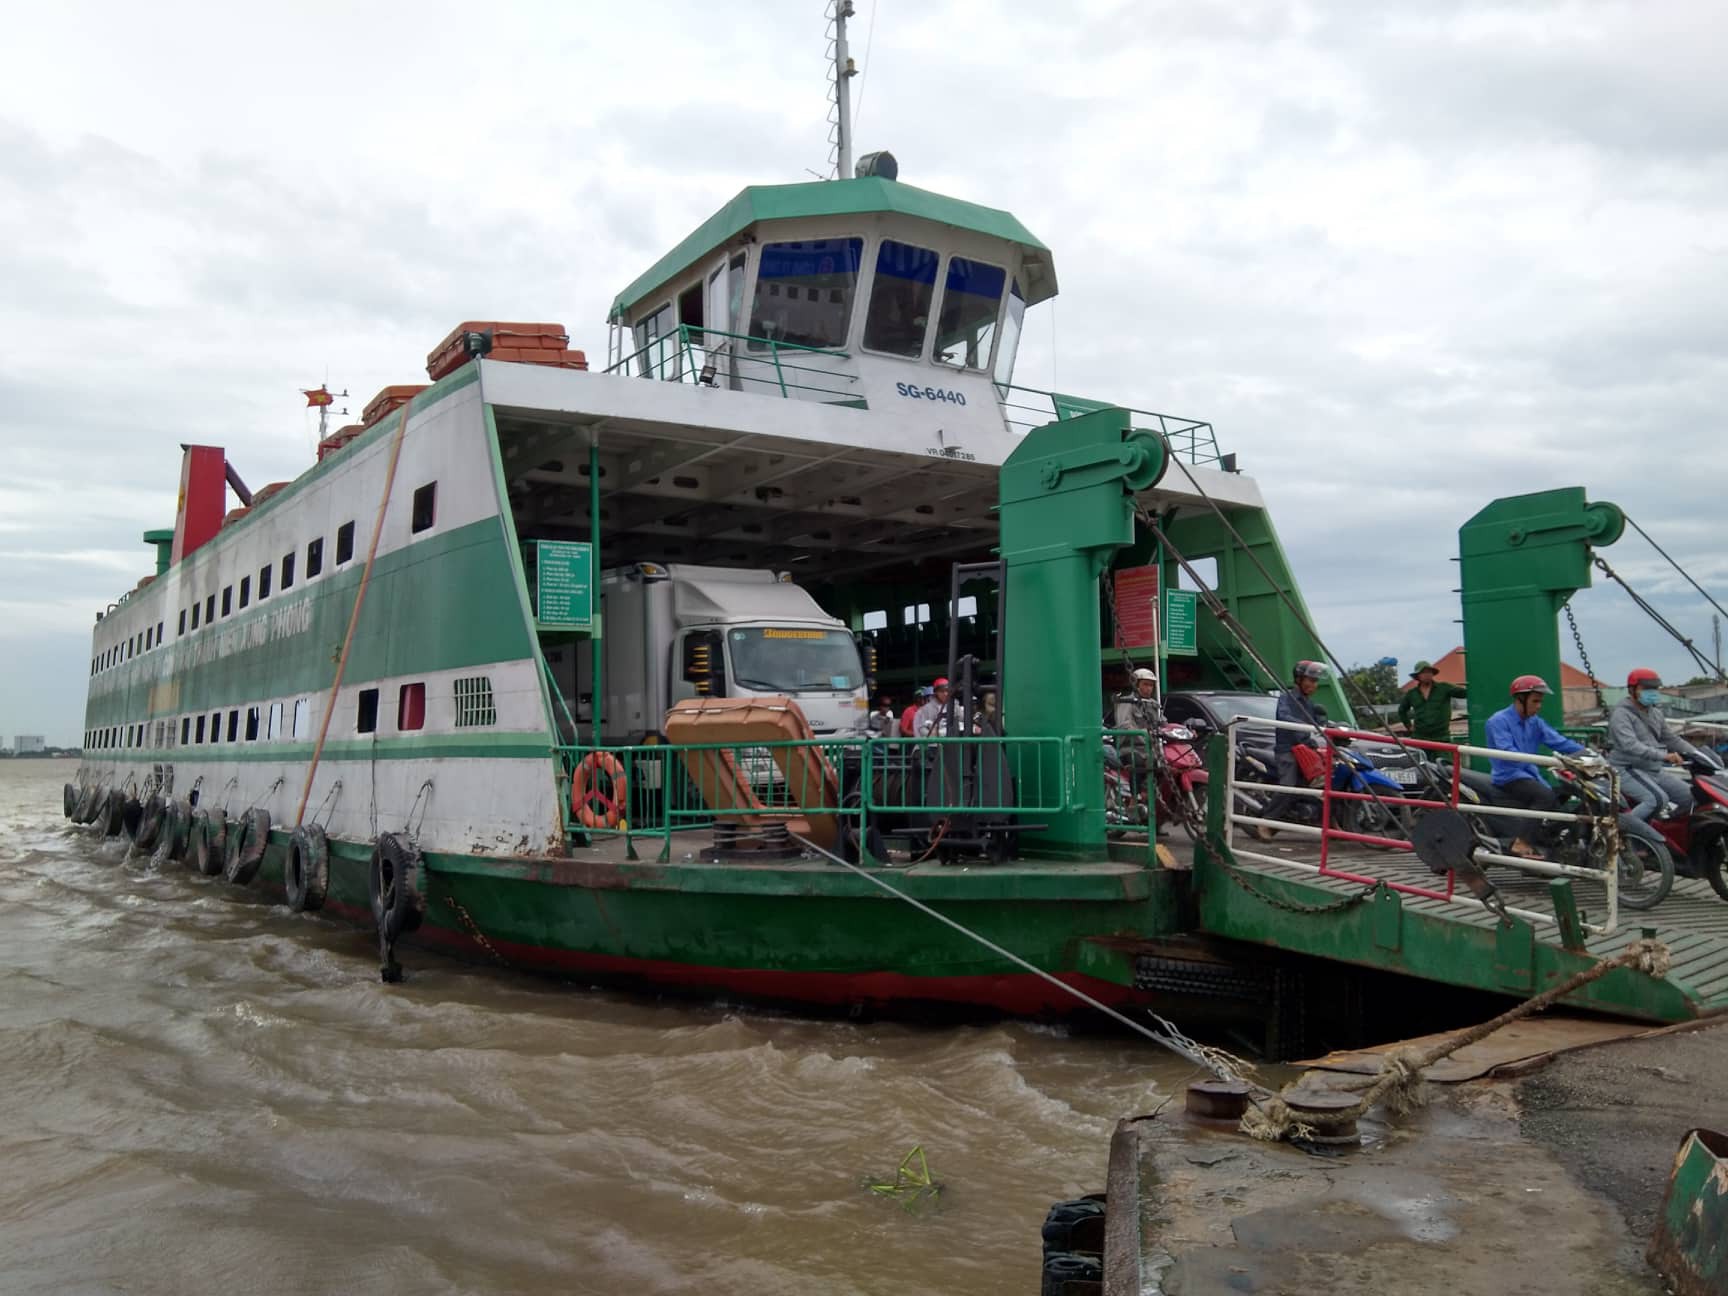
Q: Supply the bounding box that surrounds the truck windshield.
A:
[728,627,862,692]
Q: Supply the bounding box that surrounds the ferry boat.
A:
[63,20,1356,1021]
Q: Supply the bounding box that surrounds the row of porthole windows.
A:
[88,700,312,752]
[83,672,496,753]
[92,619,167,675]
[92,481,439,675]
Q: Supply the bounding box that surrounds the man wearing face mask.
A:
[1609,668,1700,823]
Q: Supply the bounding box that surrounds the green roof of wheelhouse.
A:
[609,177,1057,321]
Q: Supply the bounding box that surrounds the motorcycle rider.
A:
[1484,675,1585,858]
[914,678,952,737]
[1254,661,1330,840]
[1609,668,1699,823]
[1113,668,1160,731]
[866,694,897,737]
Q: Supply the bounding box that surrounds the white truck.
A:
[552,563,869,745]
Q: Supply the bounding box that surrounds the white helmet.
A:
[1131,668,1156,683]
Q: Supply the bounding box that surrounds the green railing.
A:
[608,324,863,404]
[556,733,1072,865]
[992,384,1224,466]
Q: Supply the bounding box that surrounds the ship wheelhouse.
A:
[606,175,1056,424]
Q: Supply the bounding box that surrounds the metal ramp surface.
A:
[1193,842,1728,1024]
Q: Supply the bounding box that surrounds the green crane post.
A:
[1458,487,1624,749]
[999,408,1168,858]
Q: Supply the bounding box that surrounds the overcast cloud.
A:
[2,0,1724,743]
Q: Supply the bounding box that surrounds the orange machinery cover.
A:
[663,697,841,851]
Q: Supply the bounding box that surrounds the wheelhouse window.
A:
[205,594,215,624]
[221,586,232,617]
[747,238,863,351]
[632,302,674,377]
[335,521,355,565]
[993,278,1026,387]
[191,604,200,630]
[281,552,296,590]
[863,240,939,358]
[258,564,272,600]
[239,576,251,609]
[934,257,1007,371]
[306,538,324,579]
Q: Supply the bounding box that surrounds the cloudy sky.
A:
[3,0,1724,743]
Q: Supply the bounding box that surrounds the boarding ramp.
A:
[1195,719,1728,1024]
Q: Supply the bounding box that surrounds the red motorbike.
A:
[1102,723,1209,839]
[1642,750,1728,900]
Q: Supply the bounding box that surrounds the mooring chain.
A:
[1562,602,1606,712]
[442,896,509,967]
[1216,848,1374,915]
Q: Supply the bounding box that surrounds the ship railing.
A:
[556,733,1069,864]
[1220,717,1620,937]
[991,383,1225,466]
[606,324,863,404]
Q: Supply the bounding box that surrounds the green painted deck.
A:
[1192,839,1728,1024]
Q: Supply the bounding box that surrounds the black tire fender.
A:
[285,824,330,913]
[63,783,77,819]
[189,810,226,877]
[223,809,269,885]
[369,833,426,941]
[133,794,165,850]
[100,789,126,837]
[161,798,193,863]
[75,784,102,825]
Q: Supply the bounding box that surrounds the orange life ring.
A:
[572,752,627,829]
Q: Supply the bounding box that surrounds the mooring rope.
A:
[787,831,1258,1086]
[1240,937,1672,1142]
[293,401,414,829]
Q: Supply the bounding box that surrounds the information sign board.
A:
[535,540,593,630]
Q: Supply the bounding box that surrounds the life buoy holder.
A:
[571,752,628,830]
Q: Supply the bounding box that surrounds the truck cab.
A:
[577,563,867,745]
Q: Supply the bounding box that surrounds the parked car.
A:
[1162,689,1437,791]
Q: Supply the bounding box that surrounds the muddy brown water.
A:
[0,760,1195,1295]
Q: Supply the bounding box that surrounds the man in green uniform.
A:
[1397,661,1465,745]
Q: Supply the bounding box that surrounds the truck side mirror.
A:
[857,635,879,693]
[682,632,723,695]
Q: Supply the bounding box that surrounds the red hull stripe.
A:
[324,899,1145,1017]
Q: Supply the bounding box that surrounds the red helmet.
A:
[1627,667,1662,691]
[931,677,950,690]
[1509,674,1552,697]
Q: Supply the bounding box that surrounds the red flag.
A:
[302,386,334,408]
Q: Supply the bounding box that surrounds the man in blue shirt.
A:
[1254,660,1330,840]
[1483,674,1584,858]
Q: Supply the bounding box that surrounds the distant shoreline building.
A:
[14,735,45,754]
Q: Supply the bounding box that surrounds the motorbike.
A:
[1635,749,1728,901]
[1102,721,1210,839]
[1456,757,1674,910]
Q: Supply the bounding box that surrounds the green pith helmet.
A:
[1411,661,1437,676]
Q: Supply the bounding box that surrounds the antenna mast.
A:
[827,1,858,178]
